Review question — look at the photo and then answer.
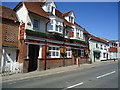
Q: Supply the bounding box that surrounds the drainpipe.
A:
[88,37,92,63]
[44,40,47,70]
[63,41,66,67]
[44,20,50,70]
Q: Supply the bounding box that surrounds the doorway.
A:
[28,44,39,72]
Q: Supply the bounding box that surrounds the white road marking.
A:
[63,82,83,90]
[8,82,16,85]
[3,68,79,83]
[96,71,116,79]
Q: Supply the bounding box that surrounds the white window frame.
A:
[48,46,60,58]
[66,48,71,58]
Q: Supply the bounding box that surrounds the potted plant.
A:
[46,47,50,56]
[60,48,67,57]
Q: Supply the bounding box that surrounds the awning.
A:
[93,50,101,53]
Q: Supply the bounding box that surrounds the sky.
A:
[1,2,118,40]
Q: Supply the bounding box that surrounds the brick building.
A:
[14,1,89,73]
[0,5,20,73]
[108,40,119,59]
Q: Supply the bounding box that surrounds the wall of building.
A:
[2,19,19,47]
[1,48,17,72]
[0,19,2,72]
[16,3,28,23]
[89,40,108,62]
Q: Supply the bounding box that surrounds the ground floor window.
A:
[103,53,106,58]
[66,48,71,58]
[49,46,60,58]
[81,49,84,58]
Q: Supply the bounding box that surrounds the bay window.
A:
[76,29,80,38]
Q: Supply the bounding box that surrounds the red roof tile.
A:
[74,22,84,29]
[0,5,18,21]
[89,34,108,44]
[23,2,50,19]
[63,10,72,17]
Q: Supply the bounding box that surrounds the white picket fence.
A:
[1,62,23,76]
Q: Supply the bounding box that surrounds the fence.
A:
[1,62,23,76]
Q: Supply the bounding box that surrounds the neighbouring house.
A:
[0,5,21,73]
[108,40,119,60]
[89,34,109,62]
[14,1,89,73]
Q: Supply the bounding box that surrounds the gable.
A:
[68,11,75,18]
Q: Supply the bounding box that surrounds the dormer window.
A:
[69,16,74,23]
[48,5,51,12]
[47,5,54,14]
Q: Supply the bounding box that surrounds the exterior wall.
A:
[1,18,19,72]
[1,48,22,73]
[0,19,2,72]
[26,13,48,33]
[108,52,118,59]
[2,19,19,47]
[64,12,75,23]
[89,40,108,62]
[108,41,119,59]
[42,1,56,15]
[16,3,28,23]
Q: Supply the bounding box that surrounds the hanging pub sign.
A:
[20,23,25,40]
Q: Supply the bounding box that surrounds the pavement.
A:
[2,60,117,83]
[2,60,118,88]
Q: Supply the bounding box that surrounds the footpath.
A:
[2,60,117,83]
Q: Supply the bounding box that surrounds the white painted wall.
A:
[1,48,16,72]
[42,1,56,15]
[89,40,109,62]
[16,3,28,24]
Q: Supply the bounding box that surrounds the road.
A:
[2,61,118,89]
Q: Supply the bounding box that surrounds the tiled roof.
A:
[108,47,118,52]
[83,29,90,34]
[74,22,84,29]
[64,19,73,28]
[0,5,18,21]
[14,2,87,31]
[24,2,50,19]
[63,10,72,17]
[55,9,64,19]
[90,34,108,44]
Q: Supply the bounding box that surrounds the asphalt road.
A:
[2,61,118,89]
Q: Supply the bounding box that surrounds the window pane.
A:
[53,47,55,50]
[56,52,59,56]
[33,20,39,29]
[53,52,55,56]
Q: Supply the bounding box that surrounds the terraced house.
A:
[14,1,89,72]
[0,5,21,73]
[89,35,109,62]
[108,40,119,60]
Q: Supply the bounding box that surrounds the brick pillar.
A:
[18,40,29,73]
[42,45,47,70]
